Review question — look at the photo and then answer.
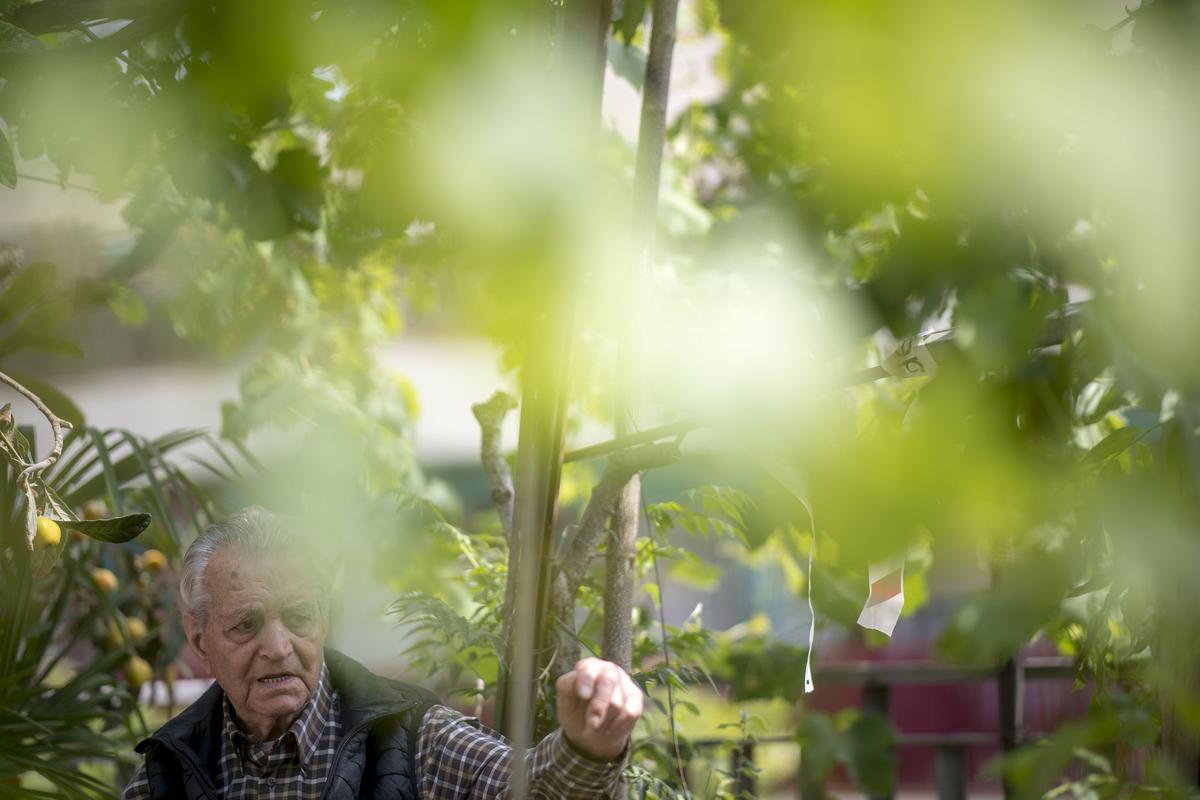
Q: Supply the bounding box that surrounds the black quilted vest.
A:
[133,649,440,800]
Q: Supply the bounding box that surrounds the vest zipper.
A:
[152,741,221,800]
[317,699,420,800]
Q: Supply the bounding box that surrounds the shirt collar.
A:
[221,662,333,768]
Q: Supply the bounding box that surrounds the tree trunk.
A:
[602,0,682,673]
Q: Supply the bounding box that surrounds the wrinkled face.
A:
[184,545,326,741]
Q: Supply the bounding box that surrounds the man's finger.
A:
[624,683,644,718]
[556,669,576,701]
[605,680,640,731]
[586,670,617,729]
[574,658,603,700]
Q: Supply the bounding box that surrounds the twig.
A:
[0,370,74,549]
[1105,6,1141,35]
[1,371,73,481]
[472,391,518,540]
[13,172,101,195]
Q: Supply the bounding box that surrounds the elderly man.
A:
[124,507,642,799]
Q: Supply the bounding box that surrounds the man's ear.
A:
[183,613,209,666]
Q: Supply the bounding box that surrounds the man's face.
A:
[184,545,326,741]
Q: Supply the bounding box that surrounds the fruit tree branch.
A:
[547,441,679,678]
[560,442,680,592]
[472,390,518,540]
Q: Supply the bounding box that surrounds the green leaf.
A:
[30,487,73,579]
[618,0,648,43]
[0,21,44,54]
[0,329,83,358]
[58,513,152,543]
[666,549,722,590]
[106,281,149,328]
[607,41,647,90]
[0,403,33,462]
[845,714,896,796]
[0,126,15,189]
[796,712,841,780]
[272,148,324,231]
[0,261,56,327]
[1082,426,1141,465]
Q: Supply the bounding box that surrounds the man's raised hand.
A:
[555,657,644,762]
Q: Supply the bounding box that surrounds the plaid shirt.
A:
[124,664,624,799]
[415,705,626,799]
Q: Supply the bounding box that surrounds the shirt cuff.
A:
[545,729,628,785]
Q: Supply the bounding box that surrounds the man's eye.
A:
[284,610,313,630]
[232,618,257,634]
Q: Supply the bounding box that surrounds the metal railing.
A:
[665,655,1077,799]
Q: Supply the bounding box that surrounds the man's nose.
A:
[258,617,295,660]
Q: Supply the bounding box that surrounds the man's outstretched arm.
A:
[416,658,643,799]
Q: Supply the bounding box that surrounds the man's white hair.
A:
[179,506,327,626]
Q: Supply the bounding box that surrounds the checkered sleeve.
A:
[121,763,152,800]
[415,704,626,799]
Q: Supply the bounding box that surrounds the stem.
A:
[646,496,689,792]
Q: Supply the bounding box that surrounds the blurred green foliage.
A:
[2,0,1200,796]
[0,256,239,793]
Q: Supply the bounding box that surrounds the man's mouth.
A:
[257,673,297,686]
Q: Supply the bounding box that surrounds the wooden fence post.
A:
[998,656,1023,799]
[731,739,756,799]
[863,682,894,800]
[935,744,967,800]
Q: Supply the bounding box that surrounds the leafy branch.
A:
[0,369,73,549]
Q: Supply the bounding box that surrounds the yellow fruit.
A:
[125,617,148,639]
[126,655,152,690]
[104,620,122,650]
[82,500,107,520]
[35,516,61,548]
[138,549,168,572]
[91,568,119,594]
